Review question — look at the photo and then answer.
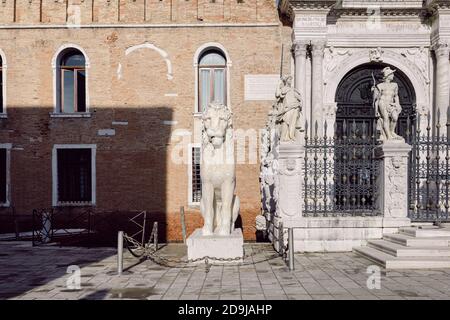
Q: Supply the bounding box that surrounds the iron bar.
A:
[415,114,421,217]
[313,121,319,216]
[426,112,431,220]
[141,211,147,246]
[323,120,328,215]
[436,110,441,218]
[446,107,450,219]
[153,222,158,251]
[278,221,284,255]
[288,228,294,271]
[180,206,187,244]
[117,231,124,276]
[304,120,309,212]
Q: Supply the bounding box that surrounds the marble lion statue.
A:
[200,102,240,236]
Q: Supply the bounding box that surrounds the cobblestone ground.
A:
[1,241,450,300]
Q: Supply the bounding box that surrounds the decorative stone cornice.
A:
[279,0,449,22]
[427,0,450,11]
[279,0,335,21]
[288,0,337,10]
[329,7,427,18]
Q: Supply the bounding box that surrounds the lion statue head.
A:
[201,102,233,149]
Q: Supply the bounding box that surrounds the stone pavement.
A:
[1,241,450,300]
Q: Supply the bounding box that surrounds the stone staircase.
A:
[354,225,450,269]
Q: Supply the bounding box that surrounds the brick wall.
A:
[0,0,293,242]
[0,0,280,24]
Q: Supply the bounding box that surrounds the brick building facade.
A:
[0,0,291,241]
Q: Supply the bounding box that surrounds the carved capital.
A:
[311,40,326,58]
[432,40,449,58]
[292,41,308,58]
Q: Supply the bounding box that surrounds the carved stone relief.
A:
[400,47,430,84]
[385,156,408,218]
[369,47,384,62]
[323,47,353,84]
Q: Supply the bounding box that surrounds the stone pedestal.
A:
[276,142,305,223]
[375,141,412,228]
[186,228,243,261]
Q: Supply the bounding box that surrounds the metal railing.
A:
[30,208,164,247]
[407,110,450,222]
[303,119,381,216]
[32,208,92,246]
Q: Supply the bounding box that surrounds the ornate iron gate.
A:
[303,63,416,216]
[407,111,450,222]
[303,119,381,216]
[335,64,415,214]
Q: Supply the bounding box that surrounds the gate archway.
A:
[334,63,416,213]
[335,63,416,139]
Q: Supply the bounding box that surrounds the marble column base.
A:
[186,228,244,262]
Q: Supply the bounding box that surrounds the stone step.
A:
[368,239,450,257]
[399,226,450,238]
[383,233,450,247]
[353,246,450,269]
[354,246,394,267]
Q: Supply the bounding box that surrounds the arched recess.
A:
[324,49,428,119]
[335,62,416,140]
[193,42,232,113]
[332,62,417,211]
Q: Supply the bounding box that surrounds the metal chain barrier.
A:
[121,232,287,273]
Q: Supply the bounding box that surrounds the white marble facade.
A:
[267,0,450,252]
[280,0,450,135]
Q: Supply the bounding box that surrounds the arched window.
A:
[198,50,227,112]
[58,49,86,113]
[0,55,3,113]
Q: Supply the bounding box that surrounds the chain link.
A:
[123,234,143,249]
[123,232,287,272]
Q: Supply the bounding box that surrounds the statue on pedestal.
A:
[275,75,303,142]
[200,102,240,236]
[372,67,403,141]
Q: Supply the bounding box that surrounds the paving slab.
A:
[1,241,450,300]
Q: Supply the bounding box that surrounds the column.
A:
[311,40,325,136]
[293,41,308,115]
[433,40,450,126]
[294,41,311,136]
[375,142,412,229]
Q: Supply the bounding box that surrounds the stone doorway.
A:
[334,63,416,212]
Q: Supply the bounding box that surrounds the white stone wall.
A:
[285,0,450,134]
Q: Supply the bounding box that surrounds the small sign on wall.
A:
[244,74,279,101]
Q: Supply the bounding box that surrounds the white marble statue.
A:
[200,102,240,236]
[275,75,303,142]
[259,102,279,213]
[372,67,404,141]
[260,152,275,213]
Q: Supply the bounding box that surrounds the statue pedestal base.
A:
[375,140,412,220]
[186,228,244,263]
